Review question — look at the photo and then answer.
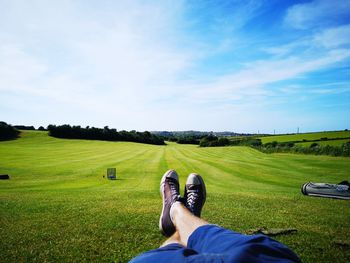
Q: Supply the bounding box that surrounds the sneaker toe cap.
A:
[186,173,201,185]
[163,169,179,181]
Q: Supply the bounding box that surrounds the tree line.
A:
[13,125,35,130]
[0,122,20,141]
[154,131,256,145]
[199,135,260,147]
[47,124,165,145]
[11,125,46,131]
[166,135,205,145]
[198,134,350,157]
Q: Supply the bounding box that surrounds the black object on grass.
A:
[0,174,10,179]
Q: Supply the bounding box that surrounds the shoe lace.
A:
[168,179,180,201]
[187,190,198,212]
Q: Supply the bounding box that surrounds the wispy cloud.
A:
[313,25,350,48]
[181,47,350,102]
[285,0,350,29]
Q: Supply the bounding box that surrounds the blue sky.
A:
[0,0,349,133]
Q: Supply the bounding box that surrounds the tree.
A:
[199,135,215,147]
[0,121,20,140]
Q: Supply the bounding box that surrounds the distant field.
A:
[0,131,349,262]
[296,139,350,147]
[259,130,350,144]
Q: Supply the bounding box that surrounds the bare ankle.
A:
[170,201,182,224]
[160,231,182,247]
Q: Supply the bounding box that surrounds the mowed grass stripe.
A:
[176,146,296,189]
[163,143,255,192]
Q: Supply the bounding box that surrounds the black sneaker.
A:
[184,173,206,217]
[159,169,181,237]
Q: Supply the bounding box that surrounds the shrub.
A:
[286,142,294,147]
[243,139,262,147]
[310,143,319,148]
[258,142,350,157]
[342,142,350,156]
[199,135,216,147]
[265,141,278,148]
[177,136,201,145]
[217,137,229,146]
[199,135,231,147]
[0,121,20,141]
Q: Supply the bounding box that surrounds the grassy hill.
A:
[259,130,350,146]
[297,139,350,147]
[1,131,349,262]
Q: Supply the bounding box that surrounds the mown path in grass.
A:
[0,131,349,262]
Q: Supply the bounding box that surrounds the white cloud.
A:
[182,48,350,103]
[264,24,350,57]
[313,25,350,48]
[285,0,350,29]
[0,0,195,122]
[262,38,310,56]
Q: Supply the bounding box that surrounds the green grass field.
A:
[1,131,349,262]
[259,130,350,144]
[296,139,350,147]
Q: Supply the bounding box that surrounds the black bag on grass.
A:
[301,181,350,200]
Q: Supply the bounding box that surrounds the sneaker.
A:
[184,173,206,217]
[159,169,181,236]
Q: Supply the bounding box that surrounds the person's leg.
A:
[129,243,195,263]
[160,231,184,247]
[130,170,199,263]
[163,172,209,247]
[184,173,206,217]
[170,201,208,246]
[169,203,251,253]
[159,169,182,237]
[187,224,302,262]
[169,175,301,262]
